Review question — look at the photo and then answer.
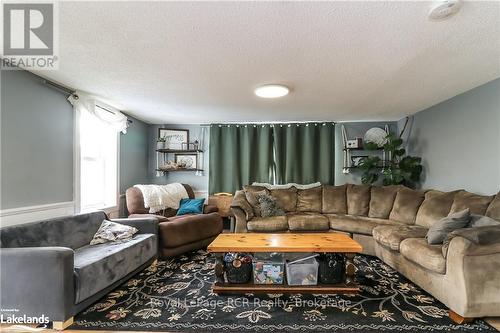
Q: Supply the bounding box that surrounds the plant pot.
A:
[157,142,165,150]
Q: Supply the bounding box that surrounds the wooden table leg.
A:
[449,310,474,324]
[345,253,356,285]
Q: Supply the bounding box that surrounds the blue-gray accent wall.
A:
[1,70,152,210]
[400,78,500,195]
[1,70,74,209]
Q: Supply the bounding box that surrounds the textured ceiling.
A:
[33,1,500,124]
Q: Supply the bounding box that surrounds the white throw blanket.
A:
[134,183,189,213]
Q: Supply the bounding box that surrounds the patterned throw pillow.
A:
[90,220,138,245]
[257,193,285,218]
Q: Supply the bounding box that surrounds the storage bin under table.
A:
[207,233,363,295]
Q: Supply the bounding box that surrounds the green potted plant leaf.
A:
[157,137,166,150]
[360,132,423,188]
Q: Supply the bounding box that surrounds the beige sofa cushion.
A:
[288,214,329,231]
[247,216,288,232]
[296,187,322,212]
[373,225,428,251]
[486,192,500,221]
[327,214,397,236]
[369,186,400,219]
[322,184,347,214]
[400,238,446,274]
[270,188,297,212]
[347,184,371,216]
[415,190,461,228]
[389,188,426,224]
[450,190,494,215]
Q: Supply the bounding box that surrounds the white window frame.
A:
[74,102,120,215]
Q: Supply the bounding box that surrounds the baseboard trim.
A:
[0,201,75,227]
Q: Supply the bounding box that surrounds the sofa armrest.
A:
[231,190,254,220]
[442,226,500,257]
[0,247,74,321]
[111,217,159,235]
[444,235,500,317]
[203,204,218,214]
[232,207,249,233]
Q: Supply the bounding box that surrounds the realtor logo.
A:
[1,1,58,69]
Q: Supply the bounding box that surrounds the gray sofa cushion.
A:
[288,214,329,231]
[373,225,428,251]
[0,211,107,249]
[327,214,398,236]
[74,234,156,303]
[400,238,446,274]
[426,209,470,245]
[469,214,500,227]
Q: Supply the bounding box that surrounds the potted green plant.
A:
[359,132,423,188]
[157,137,166,150]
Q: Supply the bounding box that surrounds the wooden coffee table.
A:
[207,233,363,294]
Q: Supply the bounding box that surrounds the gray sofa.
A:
[231,184,500,322]
[0,211,158,330]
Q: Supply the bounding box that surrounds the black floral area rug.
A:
[72,250,496,332]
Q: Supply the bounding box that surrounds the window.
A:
[78,105,119,212]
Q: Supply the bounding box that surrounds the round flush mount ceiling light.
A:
[254,84,290,98]
[429,0,462,20]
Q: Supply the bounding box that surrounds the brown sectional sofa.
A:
[231,184,500,320]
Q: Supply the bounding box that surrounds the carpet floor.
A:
[72,250,496,332]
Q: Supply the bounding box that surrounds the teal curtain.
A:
[209,124,274,194]
[273,122,335,184]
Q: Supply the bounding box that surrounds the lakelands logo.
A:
[0,314,50,324]
[1,1,59,70]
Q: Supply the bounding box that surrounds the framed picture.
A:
[158,128,189,150]
[175,154,197,169]
[351,155,368,167]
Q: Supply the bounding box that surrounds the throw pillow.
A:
[90,220,138,245]
[245,189,267,217]
[177,198,205,215]
[469,214,500,227]
[257,193,285,217]
[426,208,471,245]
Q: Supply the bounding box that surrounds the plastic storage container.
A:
[318,253,345,284]
[286,254,319,286]
[252,253,285,284]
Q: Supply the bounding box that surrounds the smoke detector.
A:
[429,0,462,20]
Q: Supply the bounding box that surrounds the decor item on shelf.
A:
[156,137,166,149]
[159,161,179,171]
[175,154,197,169]
[364,127,389,147]
[159,128,189,150]
[346,137,363,149]
[350,155,368,167]
[359,132,423,187]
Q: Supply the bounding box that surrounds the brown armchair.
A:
[125,184,223,258]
